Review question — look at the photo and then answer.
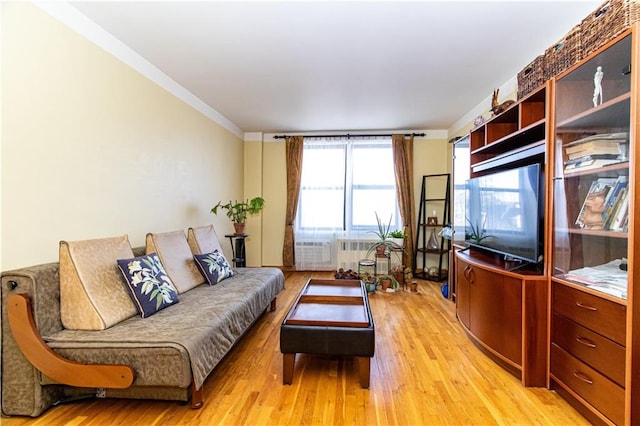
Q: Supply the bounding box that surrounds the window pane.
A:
[299,189,343,228]
[352,188,398,227]
[352,145,395,185]
[301,146,345,187]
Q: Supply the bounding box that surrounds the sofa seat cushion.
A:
[45,267,285,389]
[59,235,137,330]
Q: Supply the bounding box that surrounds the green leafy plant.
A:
[367,213,407,256]
[465,217,492,244]
[211,197,265,224]
[390,230,405,238]
[378,274,400,290]
[366,213,396,257]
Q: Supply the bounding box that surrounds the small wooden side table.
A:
[224,234,249,267]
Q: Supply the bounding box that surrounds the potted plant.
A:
[361,273,378,293]
[390,264,405,288]
[389,229,405,248]
[367,213,397,257]
[465,217,492,245]
[378,274,400,292]
[211,197,265,235]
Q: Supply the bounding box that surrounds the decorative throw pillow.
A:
[117,253,179,318]
[193,250,234,285]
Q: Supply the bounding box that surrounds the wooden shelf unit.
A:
[454,82,551,388]
[470,86,548,176]
[548,26,639,425]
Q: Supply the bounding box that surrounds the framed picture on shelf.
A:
[427,216,438,225]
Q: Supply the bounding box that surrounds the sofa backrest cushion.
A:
[59,235,137,330]
[146,230,205,293]
[187,225,225,255]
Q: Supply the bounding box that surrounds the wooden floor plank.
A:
[2,271,589,425]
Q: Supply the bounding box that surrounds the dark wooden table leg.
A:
[357,357,370,389]
[283,353,296,385]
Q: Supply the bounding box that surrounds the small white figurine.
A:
[593,66,604,107]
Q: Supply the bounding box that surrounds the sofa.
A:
[1,225,285,417]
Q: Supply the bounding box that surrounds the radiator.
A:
[295,242,332,264]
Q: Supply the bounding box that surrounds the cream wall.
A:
[1,3,244,270]
[261,140,287,267]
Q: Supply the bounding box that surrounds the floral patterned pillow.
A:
[193,250,234,285]
[117,253,179,318]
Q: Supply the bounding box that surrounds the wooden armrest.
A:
[7,294,135,389]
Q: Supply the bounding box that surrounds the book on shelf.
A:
[564,132,629,149]
[564,153,620,165]
[610,188,629,231]
[564,132,629,159]
[567,146,622,159]
[575,178,618,229]
[602,176,629,230]
[564,158,625,174]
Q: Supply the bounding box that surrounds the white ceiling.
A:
[69,1,602,134]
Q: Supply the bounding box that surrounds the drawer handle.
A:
[572,371,594,385]
[576,336,597,348]
[575,302,597,311]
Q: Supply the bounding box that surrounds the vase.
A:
[233,223,246,235]
[427,228,439,250]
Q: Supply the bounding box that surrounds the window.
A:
[295,136,400,270]
[296,137,400,233]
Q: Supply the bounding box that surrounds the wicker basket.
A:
[517,55,545,100]
[581,0,640,57]
[544,24,582,81]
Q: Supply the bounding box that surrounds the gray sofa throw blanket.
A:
[44,267,285,389]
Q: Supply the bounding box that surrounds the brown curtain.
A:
[392,134,415,270]
[282,136,304,269]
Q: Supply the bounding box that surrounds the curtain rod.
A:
[272,132,425,139]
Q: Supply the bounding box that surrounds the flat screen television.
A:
[465,163,543,264]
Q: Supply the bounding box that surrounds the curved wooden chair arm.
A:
[7,294,135,389]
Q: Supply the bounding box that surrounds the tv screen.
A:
[465,164,542,264]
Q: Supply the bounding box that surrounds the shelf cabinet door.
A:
[473,267,522,365]
[552,31,632,302]
[455,256,522,365]
[455,257,471,329]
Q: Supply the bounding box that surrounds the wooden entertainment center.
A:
[454,25,639,425]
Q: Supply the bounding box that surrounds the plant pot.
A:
[233,222,246,235]
[392,272,404,286]
[380,278,391,291]
[375,245,386,256]
[366,282,376,293]
[410,281,418,292]
[391,238,404,248]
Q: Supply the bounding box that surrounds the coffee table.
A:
[280,278,375,388]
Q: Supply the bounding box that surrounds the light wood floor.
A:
[3,271,589,425]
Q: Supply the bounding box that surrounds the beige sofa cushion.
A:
[146,230,205,293]
[187,225,225,255]
[59,235,137,330]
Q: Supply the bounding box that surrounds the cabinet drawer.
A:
[553,313,625,387]
[553,283,626,345]
[551,344,624,425]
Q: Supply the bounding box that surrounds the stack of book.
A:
[575,176,629,231]
[564,132,628,174]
